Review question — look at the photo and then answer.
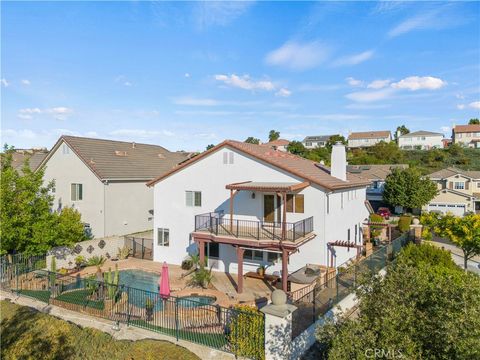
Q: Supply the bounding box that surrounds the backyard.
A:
[0,300,200,360]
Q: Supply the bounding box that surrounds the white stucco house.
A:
[147,140,370,293]
[348,131,391,148]
[38,135,189,238]
[398,130,444,150]
[302,135,334,149]
[452,124,480,148]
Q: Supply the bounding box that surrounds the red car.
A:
[377,207,391,220]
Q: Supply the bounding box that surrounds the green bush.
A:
[369,214,384,238]
[228,305,265,360]
[396,243,457,270]
[34,259,46,270]
[86,256,106,267]
[398,215,412,233]
[181,259,193,270]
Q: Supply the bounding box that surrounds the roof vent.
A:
[115,150,128,157]
[158,153,166,159]
[89,158,95,165]
[132,142,136,149]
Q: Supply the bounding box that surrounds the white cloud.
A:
[345,77,363,87]
[214,74,276,91]
[1,78,9,87]
[332,50,374,67]
[21,79,31,85]
[457,104,466,110]
[19,108,42,114]
[193,2,254,29]
[109,129,174,139]
[391,76,446,91]
[17,114,33,120]
[84,131,99,138]
[115,75,133,87]
[17,107,73,120]
[346,103,390,110]
[275,88,292,97]
[265,41,331,70]
[440,126,451,133]
[173,97,219,106]
[367,79,391,89]
[469,101,480,109]
[184,73,190,78]
[345,88,395,102]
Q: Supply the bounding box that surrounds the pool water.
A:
[118,270,216,310]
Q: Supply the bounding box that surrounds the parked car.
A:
[377,207,392,220]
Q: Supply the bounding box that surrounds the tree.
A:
[325,135,347,151]
[0,148,87,255]
[205,144,215,150]
[286,141,306,156]
[244,137,260,144]
[468,118,480,125]
[421,212,480,269]
[383,168,437,211]
[394,125,410,141]
[268,130,280,142]
[316,244,480,359]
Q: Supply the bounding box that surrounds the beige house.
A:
[348,131,391,148]
[452,124,480,148]
[38,135,189,238]
[425,168,480,216]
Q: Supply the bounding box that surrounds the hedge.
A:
[398,215,412,233]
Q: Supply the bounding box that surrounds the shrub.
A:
[396,243,457,270]
[58,268,68,275]
[34,259,46,270]
[187,266,213,288]
[86,256,106,267]
[117,246,130,260]
[228,305,265,360]
[398,215,412,233]
[74,255,86,267]
[181,259,193,270]
[369,214,384,238]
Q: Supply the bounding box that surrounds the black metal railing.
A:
[194,212,314,242]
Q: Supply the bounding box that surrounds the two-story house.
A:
[147,140,371,293]
[425,168,480,216]
[398,131,444,150]
[38,135,189,238]
[347,131,391,148]
[347,164,408,211]
[452,124,480,148]
[302,135,335,149]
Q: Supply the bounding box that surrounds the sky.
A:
[1,1,480,151]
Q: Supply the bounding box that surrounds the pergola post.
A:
[281,248,289,292]
[198,240,205,267]
[236,246,245,293]
[281,192,287,241]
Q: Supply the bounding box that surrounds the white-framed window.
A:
[244,249,263,261]
[71,183,83,201]
[62,144,70,154]
[223,151,234,164]
[157,228,169,246]
[306,142,312,147]
[477,182,480,188]
[186,191,202,207]
[454,182,465,190]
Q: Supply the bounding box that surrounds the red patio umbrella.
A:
[159,262,170,299]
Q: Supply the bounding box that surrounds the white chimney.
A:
[331,142,347,181]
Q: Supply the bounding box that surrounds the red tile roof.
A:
[454,124,480,133]
[147,140,371,190]
[348,131,391,140]
[265,139,290,146]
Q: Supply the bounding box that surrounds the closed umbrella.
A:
[159,262,170,299]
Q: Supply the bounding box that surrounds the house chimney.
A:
[331,142,347,181]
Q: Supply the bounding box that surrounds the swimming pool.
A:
[118,270,216,309]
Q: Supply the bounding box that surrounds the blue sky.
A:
[2,1,480,151]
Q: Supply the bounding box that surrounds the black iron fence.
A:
[0,256,265,359]
[290,232,410,339]
[195,212,314,242]
[124,236,153,260]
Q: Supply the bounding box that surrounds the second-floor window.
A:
[71,183,83,201]
[286,194,304,213]
[186,191,202,207]
[454,182,465,190]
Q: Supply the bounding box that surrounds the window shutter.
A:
[229,152,234,164]
[71,184,76,201]
[295,194,304,213]
[78,184,83,200]
[286,194,294,212]
[194,192,202,207]
[465,181,469,190]
[223,152,228,164]
[186,191,193,206]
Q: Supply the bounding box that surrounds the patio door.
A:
[264,194,281,223]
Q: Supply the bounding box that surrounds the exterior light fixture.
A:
[251,192,256,199]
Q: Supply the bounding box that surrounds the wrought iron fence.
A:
[0,258,265,359]
[194,212,314,242]
[124,236,153,260]
[290,232,410,339]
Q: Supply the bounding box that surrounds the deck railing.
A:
[194,212,314,242]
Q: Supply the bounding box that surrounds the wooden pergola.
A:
[327,240,363,268]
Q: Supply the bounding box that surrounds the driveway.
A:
[429,237,480,275]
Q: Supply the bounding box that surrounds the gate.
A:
[124,236,153,260]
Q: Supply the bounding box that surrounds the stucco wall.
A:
[43,141,106,237]
[46,236,126,270]
[153,146,369,275]
[348,136,390,148]
[398,135,443,149]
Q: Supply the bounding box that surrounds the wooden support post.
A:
[230,189,234,232]
[236,247,245,293]
[198,240,205,266]
[281,192,287,241]
[282,248,288,292]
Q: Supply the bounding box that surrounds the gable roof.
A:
[303,135,334,142]
[399,130,443,138]
[453,124,480,133]
[39,135,190,181]
[428,167,480,180]
[147,140,371,190]
[347,164,408,181]
[265,139,290,146]
[348,131,391,140]
[11,151,48,174]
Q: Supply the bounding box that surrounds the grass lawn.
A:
[0,300,200,360]
[55,289,105,310]
[17,289,51,303]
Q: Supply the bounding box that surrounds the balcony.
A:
[194,212,314,244]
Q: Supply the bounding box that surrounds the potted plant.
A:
[74,256,86,271]
[145,297,154,321]
[257,265,266,277]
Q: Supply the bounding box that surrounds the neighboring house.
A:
[147,140,371,293]
[263,139,290,152]
[452,124,480,148]
[10,148,48,174]
[302,135,334,149]
[398,131,444,150]
[347,131,391,148]
[425,168,480,216]
[38,135,189,238]
[347,164,408,211]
